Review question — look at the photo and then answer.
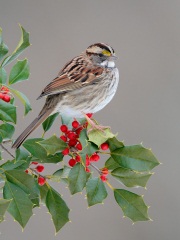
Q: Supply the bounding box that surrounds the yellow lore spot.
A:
[102,50,111,56]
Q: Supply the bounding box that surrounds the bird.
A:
[12,42,119,148]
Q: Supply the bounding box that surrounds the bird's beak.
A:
[109,55,118,61]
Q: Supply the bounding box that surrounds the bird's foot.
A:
[83,113,110,134]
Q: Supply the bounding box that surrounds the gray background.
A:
[0,0,180,239]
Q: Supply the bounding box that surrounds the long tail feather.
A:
[12,111,52,149]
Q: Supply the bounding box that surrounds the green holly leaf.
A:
[0,122,15,143]
[1,25,30,67]
[0,198,11,223]
[0,67,7,84]
[23,138,64,163]
[39,183,49,204]
[23,138,47,159]
[38,135,67,155]
[79,152,86,166]
[111,145,160,172]
[61,115,73,127]
[48,170,63,183]
[30,152,64,164]
[43,152,64,163]
[105,156,120,170]
[16,147,30,161]
[0,159,30,172]
[61,166,71,179]
[46,186,70,233]
[88,126,115,147]
[114,189,150,222]
[0,99,16,123]
[79,129,98,162]
[79,129,88,149]
[60,166,71,183]
[9,59,29,85]
[5,170,39,206]
[68,163,90,194]
[52,166,71,184]
[111,167,152,188]
[86,177,107,207]
[0,28,8,61]
[10,88,32,115]
[42,113,59,132]
[107,137,124,151]
[3,181,33,228]
[0,122,14,143]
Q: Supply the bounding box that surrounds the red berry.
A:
[101,142,109,150]
[68,139,77,146]
[72,120,79,128]
[86,156,90,166]
[67,132,77,140]
[1,86,9,93]
[65,130,71,135]
[31,161,38,165]
[62,148,69,155]
[68,158,76,167]
[76,127,83,135]
[25,169,29,173]
[100,175,107,182]
[86,167,91,172]
[36,165,44,172]
[101,167,109,175]
[75,155,81,162]
[0,93,4,99]
[86,113,93,118]
[60,124,68,133]
[76,143,82,150]
[60,135,67,142]
[38,176,46,186]
[2,94,10,102]
[90,153,100,162]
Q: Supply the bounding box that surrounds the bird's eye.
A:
[98,53,103,57]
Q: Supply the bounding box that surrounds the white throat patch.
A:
[100,60,115,68]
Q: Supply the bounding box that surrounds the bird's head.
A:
[86,43,117,68]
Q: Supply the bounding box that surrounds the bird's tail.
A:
[12,110,52,149]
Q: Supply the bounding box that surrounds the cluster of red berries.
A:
[85,153,100,172]
[99,143,109,181]
[31,161,45,173]
[100,167,109,182]
[60,122,82,155]
[59,116,110,181]
[60,114,93,156]
[24,114,110,185]
[25,162,46,186]
[85,142,109,175]
[0,86,11,102]
[60,118,88,169]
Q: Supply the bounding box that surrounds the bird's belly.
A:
[54,68,119,118]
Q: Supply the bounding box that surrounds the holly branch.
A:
[0,25,160,233]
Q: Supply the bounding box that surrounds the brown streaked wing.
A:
[37,63,104,98]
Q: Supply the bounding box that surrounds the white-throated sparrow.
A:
[12,43,119,148]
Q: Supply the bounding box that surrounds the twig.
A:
[90,163,101,174]
[28,167,46,179]
[0,143,15,159]
[106,181,114,190]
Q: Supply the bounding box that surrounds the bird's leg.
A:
[82,113,110,134]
